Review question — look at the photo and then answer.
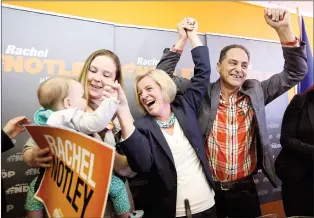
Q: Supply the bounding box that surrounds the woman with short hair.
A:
[107,18,216,218]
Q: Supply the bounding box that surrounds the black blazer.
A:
[275,89,314,185]
[1,130,15,216]
[119,46,214,218]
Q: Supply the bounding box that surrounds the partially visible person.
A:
[275,84,314,217]
[111,18,217,218]
[78,49,142,218]
[1,116,31,216]
[23,49,142,218]
[156,7,308,218]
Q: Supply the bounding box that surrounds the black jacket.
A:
[275,90,314,185]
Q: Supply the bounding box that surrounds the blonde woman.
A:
[107,19,216,218]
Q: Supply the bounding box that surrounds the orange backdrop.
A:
[4,1,313,54]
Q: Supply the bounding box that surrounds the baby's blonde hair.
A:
[37,76,77,111]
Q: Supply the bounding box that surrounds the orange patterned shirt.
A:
[205,91,257,181]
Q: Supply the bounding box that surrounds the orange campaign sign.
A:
[25,125,115,218]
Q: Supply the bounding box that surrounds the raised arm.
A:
[156,19,191,94]
[47,96,118,135]
[261,8,307,105]
[72,97,119,134]
[104,82,153,172]
[119,117,153,172]
[280,94,314,155]
[182,19,211,112]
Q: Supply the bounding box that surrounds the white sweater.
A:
[47,97,119,134]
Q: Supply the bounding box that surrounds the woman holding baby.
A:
[23,49,142,218]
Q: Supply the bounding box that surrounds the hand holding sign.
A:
[31,147,53,168]
[3,116,31,139]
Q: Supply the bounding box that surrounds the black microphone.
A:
[184,199,192,218]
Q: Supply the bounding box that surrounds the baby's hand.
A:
[102,85,118,100]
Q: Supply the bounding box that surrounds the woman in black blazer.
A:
[106,19,216,218]
[275,85,314,217]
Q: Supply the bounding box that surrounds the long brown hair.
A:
[78,49,123,100]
